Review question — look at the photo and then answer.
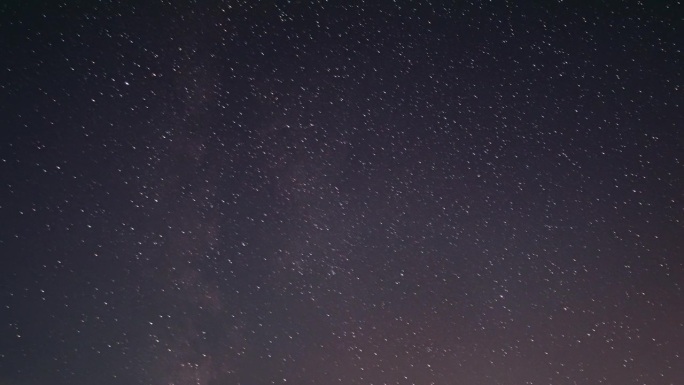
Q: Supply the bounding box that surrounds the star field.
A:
[1,1,682,385]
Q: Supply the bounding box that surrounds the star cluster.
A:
[1,2,682,385]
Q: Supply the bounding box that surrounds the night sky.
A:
[1,1,683,384]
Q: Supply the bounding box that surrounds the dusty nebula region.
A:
[1,1,682,385]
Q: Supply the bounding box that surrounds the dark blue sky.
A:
[1,1,682,384]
